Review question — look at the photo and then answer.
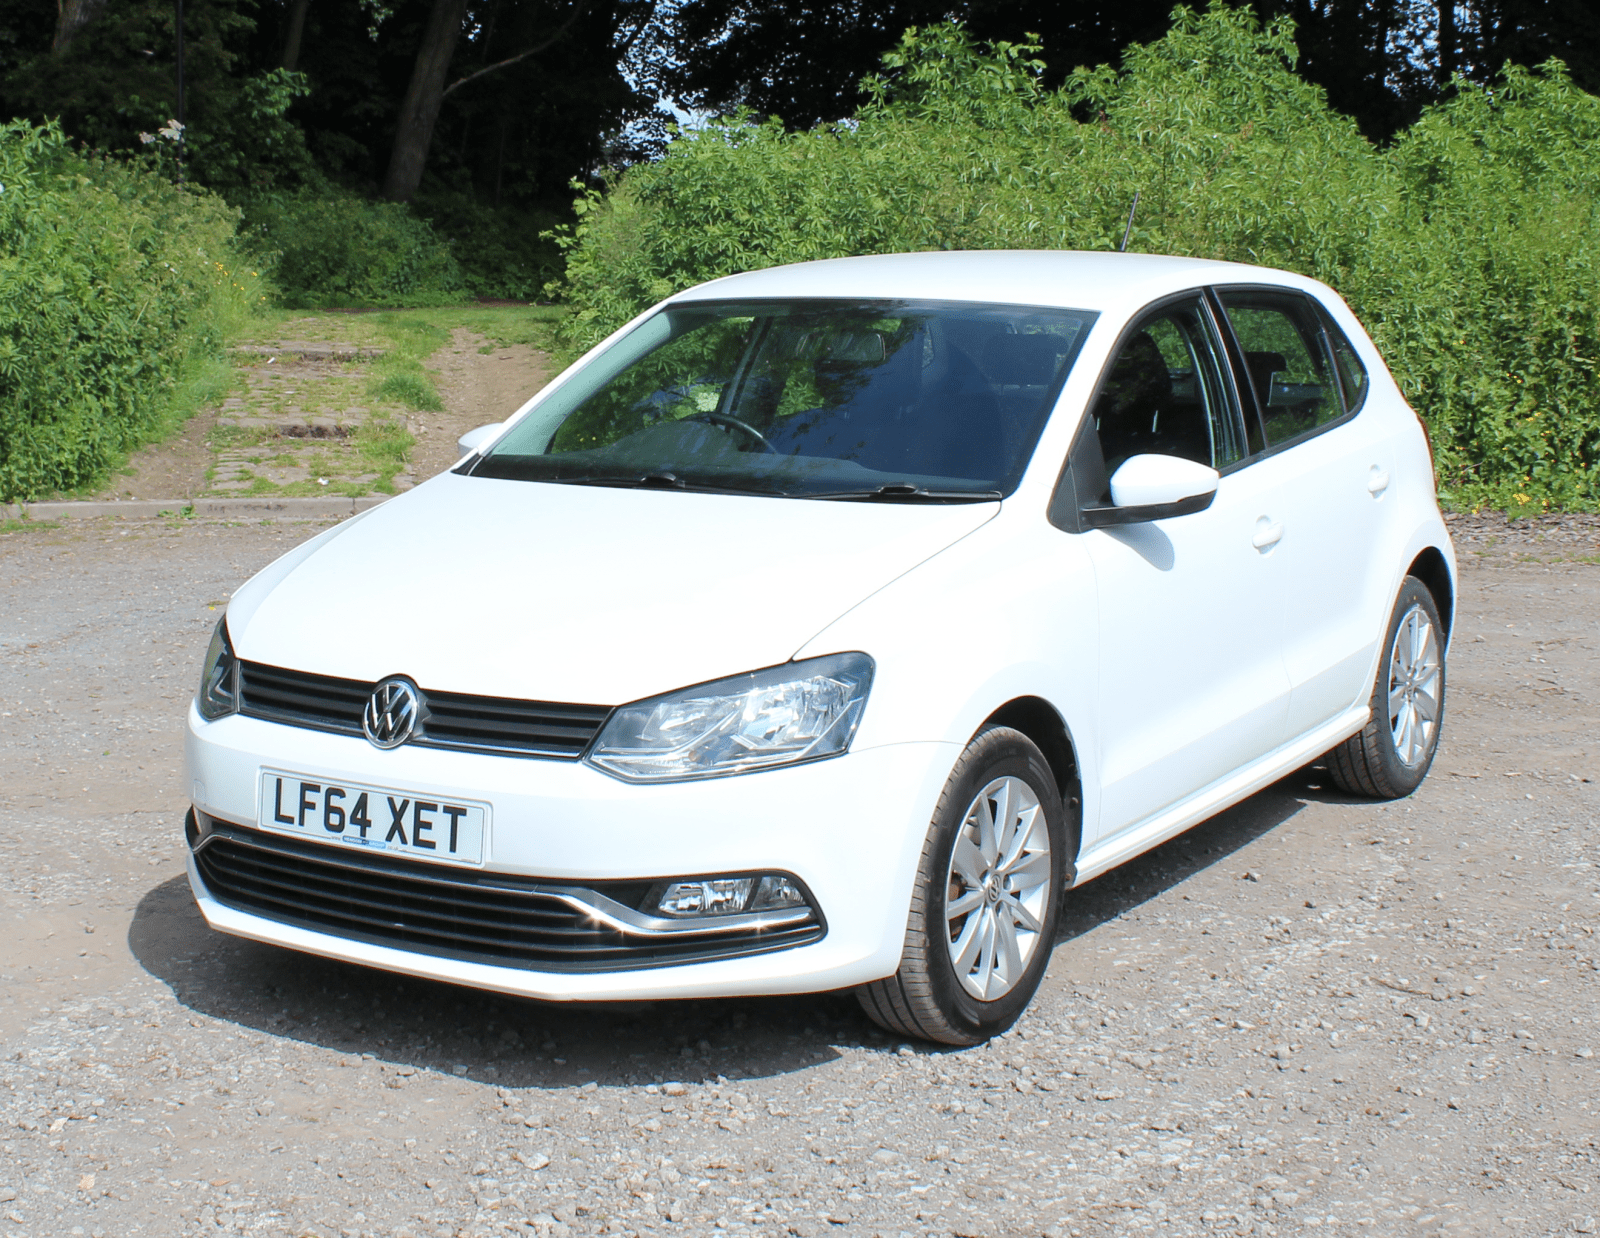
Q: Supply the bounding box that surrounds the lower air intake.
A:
[193,821,823,973]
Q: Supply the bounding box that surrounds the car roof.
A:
[669,250,1327,316]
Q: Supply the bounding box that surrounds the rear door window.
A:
[1216,291,1343,449]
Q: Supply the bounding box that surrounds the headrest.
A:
[1100,331,1172,408]
[1245,351,1288,377]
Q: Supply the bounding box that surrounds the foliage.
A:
[0,0,317,195]
[413,190,563,301]
[240,189,468,309]
[659,0,1600,142]
[1372,64,1600,511]
[0,119,265,502]
[551,6,1600,510]
[184,69,318,194]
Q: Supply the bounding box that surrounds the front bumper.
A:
[184,703,957,1000]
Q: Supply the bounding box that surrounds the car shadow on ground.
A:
[1053,762,1354,941]
[127,869,870,1091]
[127,765,1361,1088]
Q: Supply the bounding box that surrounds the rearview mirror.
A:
[1083,454,1220,527]
[457,423,505,460]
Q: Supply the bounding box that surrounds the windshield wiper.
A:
[511,473,998,502]
[804,484,1003,503]
[544,473,785,496]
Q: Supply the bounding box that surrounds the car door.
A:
[1051,294,1292,844]
[1212,287,1398,737]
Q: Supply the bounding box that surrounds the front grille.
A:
[240,662,367,734]
[418,691,610,757]
[238,662,611,759]
[193,823,825,973]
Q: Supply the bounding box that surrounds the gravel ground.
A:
[0,514,1597,1238]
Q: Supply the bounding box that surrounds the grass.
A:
[388,304,567,350]
[370,370,443,412]
[0,517,60,535]
[241,303,565,350]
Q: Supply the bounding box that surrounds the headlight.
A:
[196,617,239,720]
[584,652,874,783]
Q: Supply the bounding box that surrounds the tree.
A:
[658,0,1600,141]
[52,0,108,52]
[382,0,472,200]
[657,0,1179,129]
[281,0,312,70]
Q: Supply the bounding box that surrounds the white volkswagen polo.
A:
[185,251,1452,1044]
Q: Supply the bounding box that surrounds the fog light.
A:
[654,873,811,918]
[658,878,755,917]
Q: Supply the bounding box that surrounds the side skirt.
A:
[1071,704,1369,887]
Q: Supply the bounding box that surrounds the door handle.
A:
[1367,466,1391,496]
[1252,517,1284,550]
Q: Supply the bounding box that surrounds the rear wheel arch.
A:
[1407,546,1454,644]
[980,696,1082,871]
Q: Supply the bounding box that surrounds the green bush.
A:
[0,120,264,503]
[242,190,468,310]
[551,7,1600,511]
[1372,68,1600,510]
[414,190,563,302]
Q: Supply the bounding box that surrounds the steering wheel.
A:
[688,412,776,454]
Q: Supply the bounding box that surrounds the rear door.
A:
[1212,287,1398,737]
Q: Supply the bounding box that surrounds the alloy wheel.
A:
[1387,603,1442,767]
[943,775,1053,1001]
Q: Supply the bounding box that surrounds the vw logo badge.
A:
[364,678,420,749]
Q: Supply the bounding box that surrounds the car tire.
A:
[856,726,1066,1045]
[1325,576,1446,799]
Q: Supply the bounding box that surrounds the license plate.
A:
[257,770,487,866]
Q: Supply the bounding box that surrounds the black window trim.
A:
[1208,283,1363,463]
[1047,289,1249,534]
[1311,301,1371,418]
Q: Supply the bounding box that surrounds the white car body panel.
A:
[227,472,996,706]
[1071,702,1372,885]
[186,703,955,998]
[184,250,1456,1006]
[1264,408,1400,735]
[1081,457,1292,840]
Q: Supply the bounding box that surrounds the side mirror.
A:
[1083,454,1220,527]
[456,423,505,460]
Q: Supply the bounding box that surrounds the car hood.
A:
[228,472,997,705]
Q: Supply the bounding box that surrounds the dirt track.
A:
[0,513,1596,1238]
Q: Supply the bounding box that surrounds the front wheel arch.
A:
[856,725,1067,1044]
[981,696,1082,873]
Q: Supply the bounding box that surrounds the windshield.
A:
[467,298,1098,500]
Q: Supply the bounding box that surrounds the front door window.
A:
[1090,299,1245,477]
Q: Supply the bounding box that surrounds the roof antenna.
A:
[1119,191,1141,253]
